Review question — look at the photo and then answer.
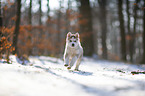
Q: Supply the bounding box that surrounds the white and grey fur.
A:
[64,32,83,71]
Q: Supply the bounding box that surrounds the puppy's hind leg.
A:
[67,56,77,70]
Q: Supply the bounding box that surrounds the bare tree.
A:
[28,0,32,55]
[118,0,127,61]
[141,0,145,64]
[12,0,22,54]
[0,0,2,36]
[98,0,108,59]
[47,0,50,17]
[65,0,71,33]
[126,0,132,61]
[39,0,42,25]
[79,0,94,56]
[28,0,32,25]
[56,0,62,55]
[131,0,139,62]
[0,0,3,54]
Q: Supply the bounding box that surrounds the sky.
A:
[25,0,59,12]
[1,0,79,13]
[23,0,77,13]
[1,0,60,12]
[49,0,59,9]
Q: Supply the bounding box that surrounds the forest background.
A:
[0,0,145,64]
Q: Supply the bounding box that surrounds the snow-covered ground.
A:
[0,55,145,96]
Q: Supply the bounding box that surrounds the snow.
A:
[0,55,145,96]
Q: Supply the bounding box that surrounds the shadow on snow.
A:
[34,65,117,96]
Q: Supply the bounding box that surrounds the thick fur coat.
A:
[64,32,83,71]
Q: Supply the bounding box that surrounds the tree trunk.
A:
[39,0,42,25]
[0,0,3,55]
[57,0,62,40]
[118,0,127,61]
[56,0,62,56]
[131,0,139,62]
[28,0,32,55]
[0,0,2,37]
[28,0,32,25]
[47,0,50,17]
[141,0,145,64]
[65,0,71,33]
[126,0,132,61]
[98,0,108,59]
[12,0,22,54]
[79,0,94,56]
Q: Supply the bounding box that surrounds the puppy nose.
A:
[72,43,75,47]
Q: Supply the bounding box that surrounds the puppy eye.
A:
[70,40,72,42]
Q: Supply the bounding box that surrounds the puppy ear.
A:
[67,32,71,37]
[76,32,79,38]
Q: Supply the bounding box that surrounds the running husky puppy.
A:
[64,32,83,71]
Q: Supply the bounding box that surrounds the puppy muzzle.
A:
[72,43,75,47]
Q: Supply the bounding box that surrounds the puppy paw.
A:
[67,66,71,70]
[74,69,79,71]
[64,64,68,67]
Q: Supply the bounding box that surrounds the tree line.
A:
[0,0,145,64]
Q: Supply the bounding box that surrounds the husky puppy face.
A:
[66,32,80,48]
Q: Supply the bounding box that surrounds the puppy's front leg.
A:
[75,54,83,71]
[64,53,69,67]
[67,56,77,69]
